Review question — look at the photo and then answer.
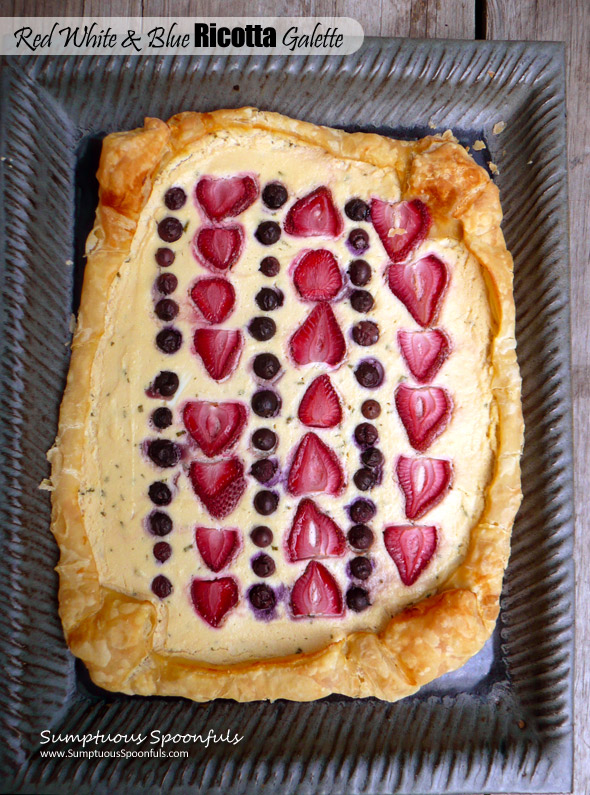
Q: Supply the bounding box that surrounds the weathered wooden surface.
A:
[2,1,587,793]
[5,0,475,38]
[487,7,588,795]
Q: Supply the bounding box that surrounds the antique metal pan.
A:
[0,39,573,793]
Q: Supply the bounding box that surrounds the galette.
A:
[48,109,523,702]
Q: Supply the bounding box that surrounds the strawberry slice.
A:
[289,303,346,367]
[190,577,239,627]
[395,384,452,452]
[195,526,239,572]
[183,401,246,457]
[387,255,448,327]
[383,525,438,586]
[284,187,343,238]
[286,498,346,562]
[398,329,450,383]
[193,328,243,381]
[190,277,236,324]
[287,432,345,496]
[290,561,343,617]
[396,456,453,520]
[297,374,342,428]
[196,175,258,221]
[293,249,343,301]
[371,198,431,263]
[193,225,244,272]
[189,458,246,518]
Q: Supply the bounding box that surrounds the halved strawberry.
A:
[297,375,342,428]
[395,384,452,452]
[195,526,239,572]
[387,255,448,327]
[190,577,239,627]
[289,303,346,367]
[284,187,343,238]
[189,458,246,518]
[196,175,258,221]
[293,249,343,301]
[371,198,431,262]
[396,456,452,520]
[287,432,345,496]
[383,525,438,586]
[190,278,236,324]
[193,328,243,381]
[398,329,450,383]
[183,401,246,457]
[286,498,346,562]
[290,561,343,617]
[193,225,244,272]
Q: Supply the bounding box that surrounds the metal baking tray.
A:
[0,39,573,794]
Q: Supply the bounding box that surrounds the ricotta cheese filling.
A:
[80,128,495,665]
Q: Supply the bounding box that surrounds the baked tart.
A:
[48,109,523,701]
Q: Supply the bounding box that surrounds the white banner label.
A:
[1,17,364,56]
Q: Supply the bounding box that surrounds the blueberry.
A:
[164,187,187,210]
[348,228,369,253]
[354,423,379,446]
[350,290,374,313]
[251,525,273,547]
[255,221,281,245]
[352,320,379,346]
[251,390,281,418]
[157,217,183,243]
[349,498,376,523]
[252,428,277,452]
[249,583,276,610]
[147,439,181,467]
[345,198,370,222]
[361,447,384,468]
[148,511,173,536]
[151,574,173,598]
[251,553,276,578]
[262,182,288,209]
[353,467,377,491]
[350,556,372,580]
[155,247,175,267]
[354,360,384,389]
[361,399,381,419]
[348,259,371,286]
[347,524,374,550]
[248,317,276,341]
[255,288,283,311]
[148,481,172,505]
[156,273,178,294]
[253,353,281,380]
[156,328,182,354]
[152,371,179,398]
[153,541,172,562]
[155,298,179,321]
[346,586,370,612]
[254,490,279,515]
[152,406,173,430]
[250,459,277,484]
[260,256,280,276]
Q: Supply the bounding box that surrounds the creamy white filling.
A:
[81,128,494,665]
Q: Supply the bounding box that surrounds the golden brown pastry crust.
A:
[48,108,523,702]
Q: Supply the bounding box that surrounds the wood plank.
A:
[143,0,474,38]
[6,0,143,14]
[377,0,474,38]
[487,5,589,795]
[4,0,475,39]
